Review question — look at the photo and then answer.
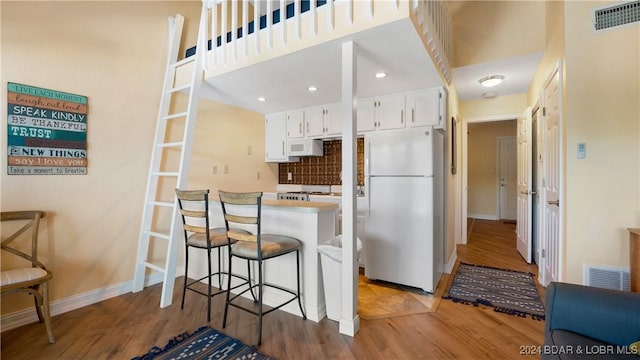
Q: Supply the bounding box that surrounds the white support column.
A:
[339,40,359,337]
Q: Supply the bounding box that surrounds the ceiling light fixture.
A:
[482,91,497,99]
[308,86,318,92]
[375,72,387,78]
[257,96,266,102]
[479,75,505,87]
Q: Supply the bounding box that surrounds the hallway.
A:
[457,219,544,297]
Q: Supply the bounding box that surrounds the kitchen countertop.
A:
[209,194,338,213]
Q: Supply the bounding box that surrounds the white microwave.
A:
[287,139,324,157]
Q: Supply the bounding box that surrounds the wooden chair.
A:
[1,210,55,343]
[218,190,306,345]
[175,189,254,322]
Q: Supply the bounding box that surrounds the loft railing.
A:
[189,1,452,83]
[411,0,453,84]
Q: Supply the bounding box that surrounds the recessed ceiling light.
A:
[375,72,387,78]
[308,86,318,92]
[482,91,498,99]
[257,96,266,102]
[479,75,504,87]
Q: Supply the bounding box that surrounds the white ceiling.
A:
[452,52,544,101]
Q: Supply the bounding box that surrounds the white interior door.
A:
[540,64,562,286]
[516,107,533,263]
[499,137,517,220]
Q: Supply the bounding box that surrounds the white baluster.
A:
[221,0,227,65]
[231,0,237,61]
[310,0,317,36]
[295,0,301,41]
[211,2,218,67]
[254,0,261,55]
[267,0,273,50]
[242,0,248,58]
[327,0,334,31]
[280,0,286,46]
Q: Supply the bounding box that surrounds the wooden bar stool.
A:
[175,189,254,322]
[218,190,306,345]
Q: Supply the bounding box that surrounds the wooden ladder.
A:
[132,10,207,307]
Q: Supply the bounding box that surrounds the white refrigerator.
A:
[364,127,444,293]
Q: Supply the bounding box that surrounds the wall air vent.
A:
[584,264,630,291]
[591,0,640,32]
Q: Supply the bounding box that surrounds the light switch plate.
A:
[577,142,586,159]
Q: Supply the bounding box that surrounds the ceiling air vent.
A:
[592,0,640,32]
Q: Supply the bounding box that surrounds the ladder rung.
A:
[148,201,174,208]
[144,230,171,241]
[172,56,196,68]
[141,261,166,273]
[158,141,184,148]
[153,171,179,177]
[168,84,191,94]
[163,112,188,121]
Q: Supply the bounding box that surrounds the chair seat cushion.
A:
[1,267,48,287]
[231,234,301,259]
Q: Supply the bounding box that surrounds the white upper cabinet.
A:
[357,97,377,132]
[406,87,447,130]
[286,109,305,139]
[323,103,342,136]
[265,112,288,162]
[305,103,341,138]
[357,93,405,132]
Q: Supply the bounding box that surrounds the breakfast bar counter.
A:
[188,198,338,322]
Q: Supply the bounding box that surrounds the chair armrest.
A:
[545,282,640,346]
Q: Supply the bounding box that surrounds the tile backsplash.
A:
[278,138,364,185]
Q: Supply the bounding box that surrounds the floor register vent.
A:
[584,264,630,291]
[591,1,639,32]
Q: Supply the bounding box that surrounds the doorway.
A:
[464,119,517,231]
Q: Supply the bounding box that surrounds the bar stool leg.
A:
[296,249,306,320]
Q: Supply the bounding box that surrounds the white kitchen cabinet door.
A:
[305,106,325,138]
[378,93,406,130]
[286,109,305,139]
[306,103,341,138]
[265,113,288,162]
[323,103,342,136]
[357,97,377,133]
[407,88,442,128]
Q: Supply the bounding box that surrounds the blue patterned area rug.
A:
[132,326,275,360]
[443,262,545,320]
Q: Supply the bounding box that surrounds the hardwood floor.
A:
[1,219,545,359]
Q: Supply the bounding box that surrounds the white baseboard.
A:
[468,213,499,220]
[445,251,457,274]
[1,272,167,333]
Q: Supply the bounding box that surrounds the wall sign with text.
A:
[7,82,87,175]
